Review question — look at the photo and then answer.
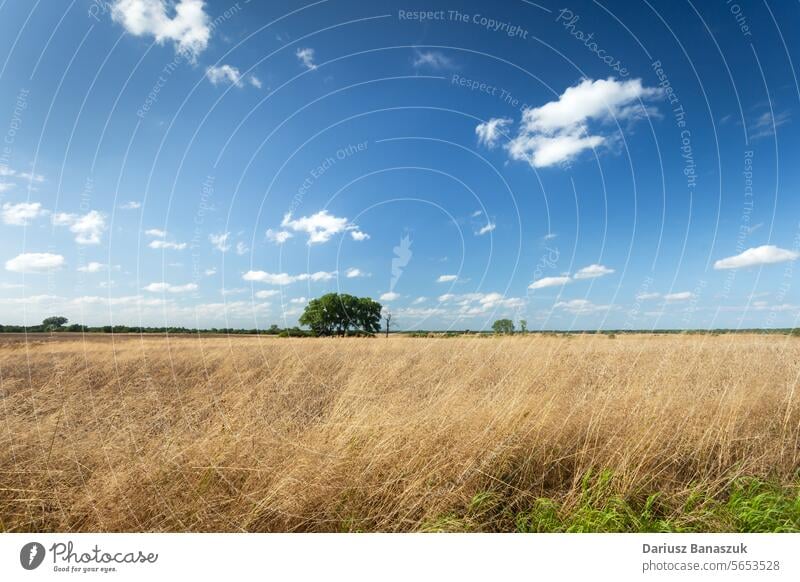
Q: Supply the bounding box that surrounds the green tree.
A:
[42,316,68,331]
[492,318,514,334]
[519,319,528,333]
[299,293,383,336]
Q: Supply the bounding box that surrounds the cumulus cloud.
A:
[209,232,231,252]
[412,50,453,69]
[296,47,317,70]
[243,270,336,285]
[713,245,799,270]
[529,276,571,289]
[5,252,65,273]
[279,210,368,245]
[484,77,661,168]
[475,117,512,148]
[77,261,107,273]
[573,264,615,279]
[120,200,141,210]
[143,282,198,293]
[437,274,458,283]
[529,264,614,289]
[110,0,211,59]
[255,290,279,299]
[145,228,166,237]
[52,210,107,244]
[249,76,262,89]
[380,291,400,301]
[345,267,366,278]
[206,64,243,86]
[2,202,46,225]
[266,229,292,244]
[149,240,187,250]
[437,291,524,315]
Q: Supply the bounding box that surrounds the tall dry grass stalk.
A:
[1,334,798,531]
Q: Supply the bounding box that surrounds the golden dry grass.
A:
[1,333,799,532]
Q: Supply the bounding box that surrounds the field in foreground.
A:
[1,334,799,532]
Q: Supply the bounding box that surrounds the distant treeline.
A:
[0,324,312,336]
[1,325,798,336]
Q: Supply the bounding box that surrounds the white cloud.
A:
[436,291,524,315]
[266,229,292,244]
[477,222,496,236]
[471,210,483,218]
[636,292,661,301]
[145,228,166,237]
[235,241,248,255]
[380,291,400,301]
[573,264,615,279]
[713,245,799,270]
[255,290,279,299]
[437,274,458,283]
[498,77,662,168]
[120,200,141,210]
[53,210,107,244]
[529,276,571,289]
[110,0,211,60]
[243,270,336,285]
[345,267,365,278]
[206,64,243,87]
[412,50,453,69]
[412,296,427,304]
[143,282,198,293]
[289,297,307,304]
[296,47,317,70]
[280,210,367,245]
[5,252,65,273]
[0,183,14,193]
[209,232,231,252]
[554,299,611,314]
[664,291,694,302]
[475,117,511,148]
[149,239,187,250]
[749,110,791,141]
[249,75,262,89]
[2,202,46,225]
[204,268,217,276]
[543,233,558,240]
[77,261,106,273]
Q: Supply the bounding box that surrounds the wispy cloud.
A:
[296,47,317,70]
[412,50,454,70]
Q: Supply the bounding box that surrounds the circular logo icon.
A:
[20,542,46,570]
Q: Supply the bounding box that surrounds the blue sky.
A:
[0,0,798,330]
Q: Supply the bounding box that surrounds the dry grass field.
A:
[1,333,799,532]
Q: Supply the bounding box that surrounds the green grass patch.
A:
[429,472,800,533]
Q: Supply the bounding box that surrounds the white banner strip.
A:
[1,533,798,581]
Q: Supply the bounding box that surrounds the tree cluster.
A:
[299,293,382,336]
